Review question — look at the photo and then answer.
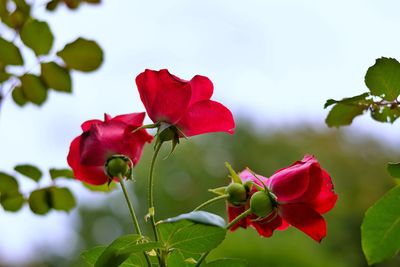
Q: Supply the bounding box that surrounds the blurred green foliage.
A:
[11,124,400,267]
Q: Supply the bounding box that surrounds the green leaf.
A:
[12,86,28,106]
[81,246,143,267]
[46,0,60,11]
[0,192,25,212]
[29,188,51,215]
[365,57,400,101]
[387,162,400,179]
[49,187,76,212]
[41,62,72,92]
[370,105,400,123]
[13,0,31,14]
[0,172,19,194]
[84,181,117,192]
[94,234,161,267]
[14,164,42,182]
[205,258,248,267]
[57,38,103,72]
[225,162,242,184]
[82,246,106,266]
[161,211,226,228]
[0,71,10,82]
[20,74,48,105]
[83,0,102,3]
[49,168,74,180]
[324,93,371,109]
[0,37,23,65]
[167,250,197,267]
[325,103,367,127]
[20,19,54,56]
[208,186,227,196]
[159,216,226,254]
[64,0,80,9]
[324,99,337,109]
[361,186,400,265]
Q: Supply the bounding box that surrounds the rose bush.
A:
[136,69,235,137]
[67,113,153,185]
[228,155,338,242]
[63,69,338,266]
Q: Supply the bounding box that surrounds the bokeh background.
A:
[1,0,400,266]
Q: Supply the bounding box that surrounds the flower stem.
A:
[193,195,228,211]
[117,175,152,266]
[148,141,163,265]
[148,141,163,240]
[117,174,142,235]
[225,208,252,230]
[195,251,210,267]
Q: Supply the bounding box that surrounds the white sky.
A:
[1,0,400,265]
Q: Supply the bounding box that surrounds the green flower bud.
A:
[250,191,274,217]
[226,183,247,205]
[106,156,130,178]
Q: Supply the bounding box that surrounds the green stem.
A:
[117,174,142,235]
[195,251,210,267]
[117,175,151,267]
[226,208,252,230]
[148,141,163,264]
[193,195,228,211]
[148,141,163,240]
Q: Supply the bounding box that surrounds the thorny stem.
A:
[117,174,142,235]
[148,141,163,264]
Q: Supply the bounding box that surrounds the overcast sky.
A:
[1,0,400,264]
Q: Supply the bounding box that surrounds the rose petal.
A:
[227,204,249,231]
[277,219,290,231]
[250,211,283,237]
[189,75,214,105]
[67,137,108,185]
[136,69,161,119]
[79,121,129,166]
[268,156,322,202]
[80,120,153,166]
[81,119,102,131]
[136,69,191,123]
[279,203,326,242]
[310,170,338,214]
[123,130,152,165]
[104,113,112,122]
[112,112,146,126]
[239,169,268,191]
[177,100,235,137]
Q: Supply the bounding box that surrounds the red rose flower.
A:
[135,69,235,137]
[67,113,153,185]
[228,155,338,242]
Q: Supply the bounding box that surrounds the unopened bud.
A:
[106,156,130,178]
[250,191,274,217]
[226,183,247,205]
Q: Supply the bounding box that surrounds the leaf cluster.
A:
[0,165,76,214]
[325,57,400,127]
[0,0,103,107]
[81,211,247,266]
[325,56,400,265]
